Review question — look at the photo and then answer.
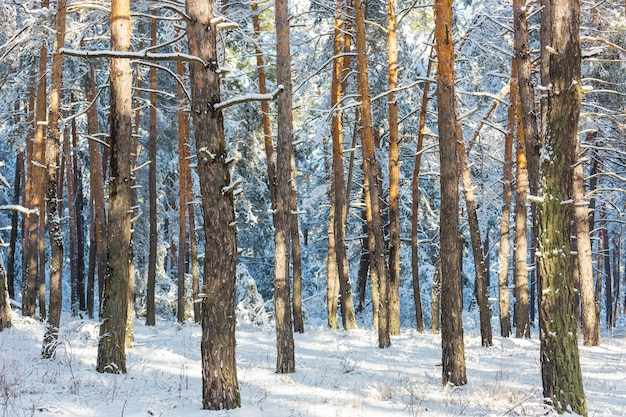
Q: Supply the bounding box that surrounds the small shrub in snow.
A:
[235,264,270,329]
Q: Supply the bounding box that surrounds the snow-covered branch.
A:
[60,48,208,67]
[0,205,39,216]
[213,86,284,111]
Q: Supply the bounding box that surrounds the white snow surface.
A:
[1,314,626,417]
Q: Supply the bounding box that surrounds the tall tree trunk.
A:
[457,133,492,347]
[274,0,296,373]
[327,177,340,329]
[575,131,599,346]
[386,0,401,336]
[513,91,530,339]
[434,0,466,386]
[601,212,612,328]
[147,12,159,326]
[86,62,106,319]
[355,0,390,349]
[25,0,50,319]
[41,0,66,359]
[537,0,587,413]
[290,160,304,333]
[67,118,79,316]
[331,0,357,330]
[185,0,241,408]
[0,246,11,331]
[176,56,190,326]
[74,141,86,313]
[411,50,433,333]
[7,147,23,300]
[96,0,133,374]
[497,58,516,338]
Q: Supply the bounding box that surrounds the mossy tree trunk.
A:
[537,0,587,414]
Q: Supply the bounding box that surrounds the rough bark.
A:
[435,0,466,386]
[41,0,66,359]
[186,0,241,407]
[537,0,587,413]
[431,256,441,334]
[356,0,390,348]
[96,0,133,374]
[387,0,400,336]
[274,0,296,373]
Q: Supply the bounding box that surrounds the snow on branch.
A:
[0,205,39,216]
[213,86,284,111]
[60,47,209,67]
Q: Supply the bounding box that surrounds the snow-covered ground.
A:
[1,313,625,417]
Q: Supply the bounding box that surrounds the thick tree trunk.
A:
[435,0,466,386]
[355,0,390,349]
[410,50,433,333]
[274,0,296,373]
[386,0,401,336]
[41,0,66,359]
[97,0,133,374]
[537,0,587,413]
[186,0,241,407]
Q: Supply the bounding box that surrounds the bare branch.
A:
[0,205,39,216]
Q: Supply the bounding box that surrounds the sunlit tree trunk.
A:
[497,58,516,338]
[97,0,133,374]
[356,0,390,348]
[274,0,296,372]
[435,0,466,386]
[186,0,241,407]
[537,0,587,413]
[386,0,401,336]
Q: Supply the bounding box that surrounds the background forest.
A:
[0,0,625,415]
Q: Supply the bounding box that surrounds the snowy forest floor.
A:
[1,312,625,417]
